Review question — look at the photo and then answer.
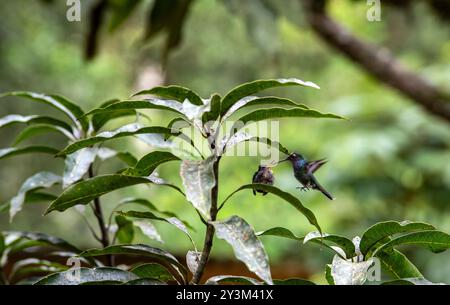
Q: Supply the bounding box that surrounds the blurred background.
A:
[0,0,449,283]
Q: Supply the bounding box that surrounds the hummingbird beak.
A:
[277,157,289,164]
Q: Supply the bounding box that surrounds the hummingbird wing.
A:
[307,159,327,174]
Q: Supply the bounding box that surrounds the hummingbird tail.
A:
[314,182,335,200]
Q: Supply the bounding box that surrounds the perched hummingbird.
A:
[252,165,274,196]
[279,153,335,200]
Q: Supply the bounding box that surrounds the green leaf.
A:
[372,230,450,256]
[117,198,194,230]
[360,221,436,256]
[9,172,61,221]
[13,125,75,145]
[123,278,166,285]
[221,184,321,233]
[91,99,137,131]
[57,123,189,156]
[0,146,59,161]
[303,231,355,259]
[0,92,88,131]
[219,133,290,155]
[34,267,138,285]
[9,258,68,282]
[130,263,175,282]
[212,215,273,284]
[202,93,221,123]
[220,78,320,116]
[381,278,444,285]
[115,152,138,167]
[118,211,195,248]
[115,215,135,244]
[63,148,98,188]
[0,114,72,131]
[0,192,57,214]
[86,100,183,117]
[80,244,187,282]
[180,156,216,219]
[125,151,180,176]
[376,249,423,279]
[230,107,344,135]
[273,278,315,285]
[132,85,203,106]
[2,231,80,253]
[325,265,335,285]
[205,275,261,285]
[221,96,308,121]
[45,174,163,214]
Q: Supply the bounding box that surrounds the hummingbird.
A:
[279,153,335,200]
[252,165,274,196]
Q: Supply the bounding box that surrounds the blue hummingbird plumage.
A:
[280,153,335,200]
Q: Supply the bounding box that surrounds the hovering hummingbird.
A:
[252,165,274,196]
[279,153,335,200]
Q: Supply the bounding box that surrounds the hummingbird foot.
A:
[296,186,309,192]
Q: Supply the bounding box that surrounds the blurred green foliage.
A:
[0,0,449,283]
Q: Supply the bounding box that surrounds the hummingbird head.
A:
[279,152,303,164]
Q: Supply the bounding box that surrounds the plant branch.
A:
[190,157,220,284]
[302,0,450,123]
[88,166,112,266]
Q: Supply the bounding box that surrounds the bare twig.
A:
[302,0,450,122]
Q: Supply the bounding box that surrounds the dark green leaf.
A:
[0,92,88,131]
[257,227,303,241]
[2,231,80,253]
[13,125,75,145]
[303,231,355,259]
[132,85,203,106]
[202,93,221,123]
[125,151,180,176]
[34,267,138,285]
[221,184,321,233]
[115,215,134,244]
[56,124,189,156]
[376,249,423,279]
[118,211,195,248]
[130,263,175,282]
[124,278,166,285]
[220,78,320,116]
[360,221,436,256]
[221,96,308,121]
[381,278,443,285]
[230,108,344,135]
[205,275,261,285]
[0,114,72,131]
[86,100,183,117]
[0,146,58,161]
[325,265,335,285]
[372,230,450,256]
[80,244,187,282]
[273,278,315,285]
[91,99,137,131]
[45,174,162,214]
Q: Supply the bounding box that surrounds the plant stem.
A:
[88,166,113,266]
[190,158,220,284]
